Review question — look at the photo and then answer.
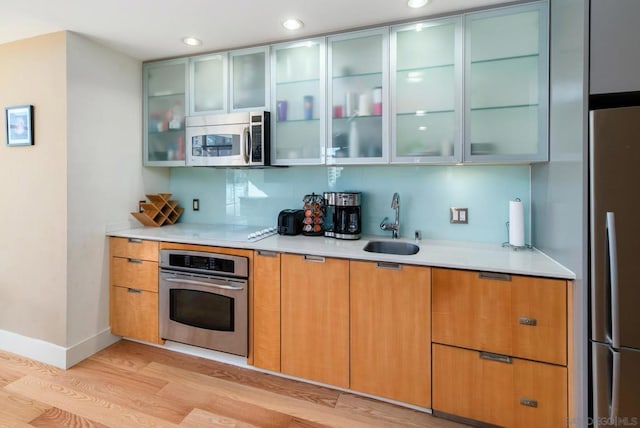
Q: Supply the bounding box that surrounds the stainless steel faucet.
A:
[380,192,400,239]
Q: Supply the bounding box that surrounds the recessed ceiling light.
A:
[182,37,202,47]
[282,18,304,31]
[407,0,430,8]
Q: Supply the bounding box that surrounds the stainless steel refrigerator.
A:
[590,105,640,427]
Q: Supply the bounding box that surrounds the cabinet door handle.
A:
[478,272,512,281]
[128,238,142,244]
[127,258,143,264]
[257,250,278,258]
[304,255,325,263]
[376,262,402,270]
[520,398,538,408]
[519,317,538,326]
[127,288,142,294]
[479,352,512,364]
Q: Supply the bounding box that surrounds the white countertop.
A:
[108,223,575,279]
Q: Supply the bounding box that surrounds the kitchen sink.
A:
[363,240,420,255]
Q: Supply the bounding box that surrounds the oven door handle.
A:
[164,277,245,291]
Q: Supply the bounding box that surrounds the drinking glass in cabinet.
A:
[392,19,461,161]
[329,31,386,161]
[272,40,324,163]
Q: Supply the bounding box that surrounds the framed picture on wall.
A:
[5,105,34,146]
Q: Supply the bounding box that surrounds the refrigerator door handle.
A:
[610,349,621,422]
[606,212,621,349]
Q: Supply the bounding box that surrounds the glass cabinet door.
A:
[464,2,548,162]
[144,59,188,166]
[190,53,227,115]
[271,39,326,165]
[230,46,270,111]
[328,29,388,164]
[391,17,462,164]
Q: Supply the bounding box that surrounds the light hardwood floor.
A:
[0,339,469,427]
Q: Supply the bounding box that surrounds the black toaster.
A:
[277,209,305,235]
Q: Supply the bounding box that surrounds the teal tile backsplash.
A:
[170,164,530,244]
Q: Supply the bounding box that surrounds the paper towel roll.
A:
[509,199,525,247]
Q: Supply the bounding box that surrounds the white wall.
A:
[531,0,588,424]
[65,32,169,357]
[0,32,69,346]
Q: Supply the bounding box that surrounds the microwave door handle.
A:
[243,126,250,164]
[164,277,244,291]
[606,212,620,348]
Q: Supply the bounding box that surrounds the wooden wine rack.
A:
[131,193,184,227]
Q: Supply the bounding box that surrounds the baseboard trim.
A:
[0,328,120,369]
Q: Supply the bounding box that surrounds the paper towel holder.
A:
[502,221,532,250]
[502,198,532,251]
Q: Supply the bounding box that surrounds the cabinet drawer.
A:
[110,237,158,261]
[433,344,567,428]
[110,257,158,292]
[432,268,567,365]
[110,285,160,344]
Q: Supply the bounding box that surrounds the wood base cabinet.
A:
[433,344,567,428]
[109,237,162,344]
[350,260,431,407]
[252,250,281,372]
[281,254,349,388]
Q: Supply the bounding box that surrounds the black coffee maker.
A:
[324,192,362,240]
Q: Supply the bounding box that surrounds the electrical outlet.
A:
[450,207,468,224]
[193,198,200,211]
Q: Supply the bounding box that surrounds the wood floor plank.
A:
[0,350,61,379]
[72,358,169,394]
[0,388,51,424]
[287,418,333,428]
[179,408,261,428]
[96,340,340,408]
[0,365,24,387]
[159,382,293,428]
[143,362,415,428]
[335,393,468,428]
[29,407,109,427]
[5,375,178,428]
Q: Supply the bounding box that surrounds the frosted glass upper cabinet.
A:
[230,46,270,112]
[271,39,326,165]
[190,53,227,115]
[143,59,188,166]
[328,28,389,164]
[391,17,462,164]
[464,2,548,163]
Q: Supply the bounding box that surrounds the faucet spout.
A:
[380,193,400,239]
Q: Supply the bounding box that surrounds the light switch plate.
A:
[450,207,468,224]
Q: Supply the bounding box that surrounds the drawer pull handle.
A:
[257,250,278,258]
[304,255,325,263]
[127,288,142,294]
[127,258,143,264]
[520,398,538,408]
[478,272,512,281]
[376,262,402,270]
[519,317,538,326]
[479,352,512,364]
[128,238,142,244]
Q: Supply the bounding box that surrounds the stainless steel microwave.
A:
[185,111,270,167]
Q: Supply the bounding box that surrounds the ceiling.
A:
[0,0,516,61]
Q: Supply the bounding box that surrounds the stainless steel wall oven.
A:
[159,249,248,356]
